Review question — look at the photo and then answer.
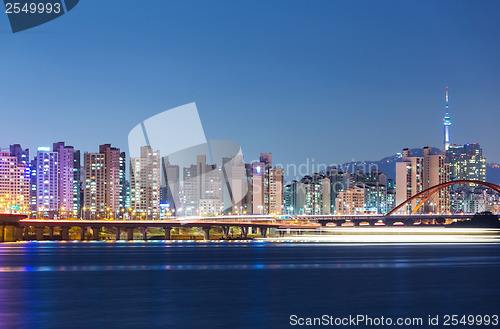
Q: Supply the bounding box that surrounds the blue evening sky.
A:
[1,0,499,170]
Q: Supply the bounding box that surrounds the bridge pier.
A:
[127,228,134,241]
[23,226,30,240]
[259,227,268,238]
[48,227,54,240]
[1,224,26,242]
[142,227,148,241]
[15,226,23,241]
[384,219,395,226]
[278,230,285,237]
[3,226,14,242]
[115,227,121,240]
[61,227,70,241]
[35,226,44,241]
[203,227,210,240]
[80,227,86,241]
[240,227,248,239]
[404,219,414,227]
[92,227,100,241]
[164,227,171,240]
[221,226,230,239]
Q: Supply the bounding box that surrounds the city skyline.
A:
[1,137,494,218]
[2,3,500,328]
[0,86,493,182]
[1,1,500,166]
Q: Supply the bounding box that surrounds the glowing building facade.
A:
[130,146,161,219]
[0,151,30,214]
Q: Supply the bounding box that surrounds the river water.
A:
[0,241,499,329]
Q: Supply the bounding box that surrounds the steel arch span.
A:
[386,180,500,216]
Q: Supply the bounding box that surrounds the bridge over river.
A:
[0,213,478,242]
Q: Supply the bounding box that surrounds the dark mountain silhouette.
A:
[326,147,442,180]
[328,147,500,185]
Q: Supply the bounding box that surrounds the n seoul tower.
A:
[443,86,452,151]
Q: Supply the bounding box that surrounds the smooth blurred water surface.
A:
[1,242,499,329]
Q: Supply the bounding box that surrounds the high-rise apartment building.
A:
[182,155,223,216]
[251,161,266,214]
[84,144,123,218]
[396,147,450,214]
[29,157,37,214]
[0,151,30,214]
[284,180,297,214]
[161,156,180,213]
[323,168,391,215]
[326,168,351,214]
[36,147,59,216]
[84,153,105,218]
[296,176,323,215]
[363,182,389,214]
[130,146,161,219]
[53,142,75,217]
[249,153,284,215]
[284,176,326,215]
[335,187,365,215]
[445,143,486,183]
[222,155,247,214]
[354,169,390,214]
[269,167,284,214]
[73,150,81,215]
[9,144,29,165]
[100,144,121,214]
[311,173,331,214]
[119,151,127,211]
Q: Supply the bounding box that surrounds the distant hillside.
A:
[325,147,441,181]
[486,163,500,185]
[327,147,500,185]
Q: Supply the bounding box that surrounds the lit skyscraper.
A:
[443,86,452,151]
[36,147,59,217]
[99,144,122,214]
[119,151,127,211]
[130,146,161,219]
[53,142,75,217]
[73,150,82,215]
[222,155,247,214]
[269,167,284,214]
[182,155,223,216]
[0,151,30,214]
[446,143,486,183]
[9,144,29,165]
[84,144,123,218]
[335,187,365,215]
[396,147,450,214]
[161,156,180,213]
[84,152,105,218]
[29,157,37,214]
[296,176,322,215]
[250,153,277,214]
